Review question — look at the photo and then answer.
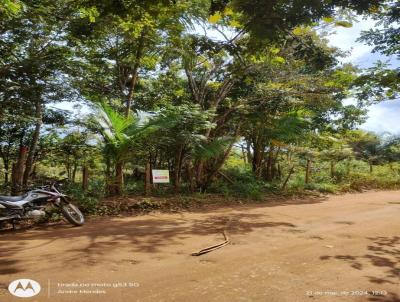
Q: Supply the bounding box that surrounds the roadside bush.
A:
[348,172,400,191]
[305,182,338,193]
[63,181,104,215]
[332,166,348,183]
[124,180,145,195]
[76,196,99,215]
[130,198,162,212]
[208,168,265,200]
[287,174,306,191]
[88,178,106,198]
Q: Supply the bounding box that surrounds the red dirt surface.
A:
[1,190,399,302]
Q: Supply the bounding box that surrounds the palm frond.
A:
[194,136,235,160]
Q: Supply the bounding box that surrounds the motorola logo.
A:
[8,279,41,298]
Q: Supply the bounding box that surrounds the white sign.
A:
[152,170,170,183]
[9,279,41,298]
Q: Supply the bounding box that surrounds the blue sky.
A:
[326,17,399,134]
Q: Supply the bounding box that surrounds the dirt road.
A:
[1,191,399,302]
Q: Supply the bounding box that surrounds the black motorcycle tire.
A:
[60,201,85,226]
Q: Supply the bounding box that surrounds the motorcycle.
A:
[0,182,85,228]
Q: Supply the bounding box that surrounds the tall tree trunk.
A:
[246,141,252,164]
[195,161,205,190]
[105,157,113,195]
[187,162,195,193]
[330,161,336,179]
[124,31,145,117]
[0,148,9,184]
[252,143,264,178]
[200,134,238,191]
[12,146,28,194]
[23,99,42,185]
[174,146,184,193]
[105,157,111,178]
[282,165,295,190]
[72,163,77,183]
[82,166,89,191]
[114,161,124,195]
[277,163,282,180]
[369,164,373,173]
[265,146,274,182]
[3,158,9,184]
[66,163,71,181]
[31,165,37,180]
[272,147,281,180]
[144,162,151,196]
[305,159,312,184]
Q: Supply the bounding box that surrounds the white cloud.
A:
[327,18,399,134]
[360,101,400,134]
[327,17,376,65]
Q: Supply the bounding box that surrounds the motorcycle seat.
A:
[0,194,27,202]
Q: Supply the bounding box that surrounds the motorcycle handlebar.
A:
[25,178,69,192]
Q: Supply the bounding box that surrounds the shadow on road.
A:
[0,212,297,274]
[0,240,27,275]
[320,236,400,287]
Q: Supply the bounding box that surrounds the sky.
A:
[326,17,400,134]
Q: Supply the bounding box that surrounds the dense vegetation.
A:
[0,0,399,214]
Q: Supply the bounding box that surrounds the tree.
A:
[235,30,358,179]
[54,132,94,182]
[1,0,396,198]
[297,147,319,184]
[353,61,399,105]
[358,1,399,58]
[321,145,354,179]
[69,0,207,116]
[381,136,400,164]
[0,0,77,189]
[346,130,382,173]
[210,0,383,40]
[0,114,29,185]
[146,104,216,192]
[90,103,148,195]
[355,2,399,103]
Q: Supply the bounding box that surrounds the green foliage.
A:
[349,172,400,191]
[131,199,162,212]
[63,181,105,215]
[209,167,265,200]
[346,130,382,165]
[148,103,216,150]
[219,0,382,40]
[124,180,145,195]
[194,137,235,161]
[0,0,22,18]
[354,2,399,104]
[90,102,145,162]
[305,182,339,193]
[0,0,398,212]
[358,2,399,57]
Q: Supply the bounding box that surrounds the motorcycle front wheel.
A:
[60,201,85,226]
